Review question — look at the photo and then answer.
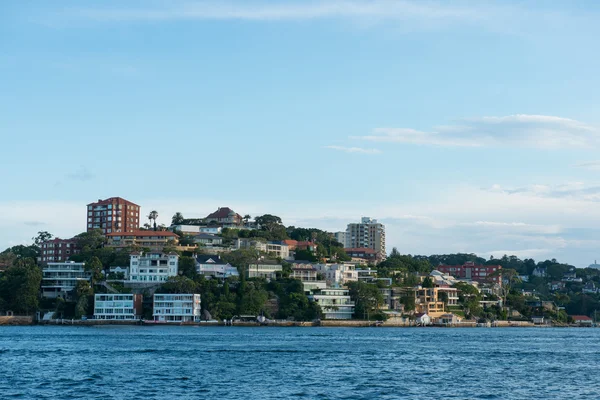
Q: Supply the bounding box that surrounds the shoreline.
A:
[3,316,593,328]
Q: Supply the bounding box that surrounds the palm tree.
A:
[147,210,159,231]
[172,212,184,225]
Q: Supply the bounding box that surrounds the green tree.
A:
[348,281,384,320]
[422,276,434,288]
[178,256,197,279]
[171,212,185,225]
[0,258,42,314]
[74,280,93,318]
[85,256,104,286]
[158,276,198,294]
[32,231,53,247]
[148,210,159,231]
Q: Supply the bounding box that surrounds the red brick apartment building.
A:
[436,262,502,284]
[87,197,140,235]
[39,237,80,263]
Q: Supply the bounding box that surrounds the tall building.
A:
[333,232,347,247]
[41,261,91,298]
[86,197,141,234]
[345,217,386,259]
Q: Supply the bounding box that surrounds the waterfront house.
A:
[129,252,179,283]
[414,313,431,326]
[414,286,445,314]
[570,315,593,326]
[41,261,91,299]
[436,313,461,325]
[94,294,143,320]
[153,293,201,323]
[309,288,355,320]
[531,316,545,325]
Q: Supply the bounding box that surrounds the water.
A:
[0,326,599,399]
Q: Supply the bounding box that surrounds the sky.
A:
[2,0,600,267]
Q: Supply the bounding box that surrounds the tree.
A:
[85,256,104,286]
[148,210,159,231]
[489,268,520,306]
[255,214,283,233]
[422,276,434,288]
[243,214,251,224]
[1,245,38,261]
[0,258,42,314]
[348,281,383,320]
[74,229,105,251]
[74,281,93,318]
[158,276,198,294]
[32,231,53,247]
[390,247,401,257]
[171,212,185,225]
[178,256,197,279]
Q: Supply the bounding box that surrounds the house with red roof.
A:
[570,315,593,326]
[203,207,242,227]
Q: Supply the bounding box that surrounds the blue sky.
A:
[2,1,600,266]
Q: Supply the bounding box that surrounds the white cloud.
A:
[355,114,599,148]
[574,161,600,171]
[324,145,382,154]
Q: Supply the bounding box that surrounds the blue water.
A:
[0,326,599,399]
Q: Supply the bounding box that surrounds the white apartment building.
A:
[41,262,91,298]
[129,252,179,283]
[314,264,359,287]
[247,263,283,280]
[345,217,386,258]
[235,238,291,260]
[310,289,355,320]
[94,294,142,320]
[153,293,201,323]
[196,256,240,279]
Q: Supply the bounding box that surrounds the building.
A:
[415,313,431,326]
[235,238,291,260]
[153,294,201,323]
[345,217,386,259]
[41,261,91,298]
[414,286,445,314]
[204,207,242,227]
[106,231,179,252]
[193,233,223,246]
[290,264,319,282]
[281,240,318,253]
[532,266,547,278]
[356,267,378,282]
[129,252,179,283]
[247,262,282,280]
[309,288,355,319]
[265,242,290,260]
[87,197,140,234]
[436,313,462,325]
[344,248,380,264]
[195,255,239,279]
[571,315,593,326]
[334,231,347,247]
[314,263,358,286]
[94,294,143,320]
[436,262,502,284]
[39,237,80,263]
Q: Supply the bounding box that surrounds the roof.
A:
[43,237,77,243]
[87,197,139,207]
[205,207,241,220]
[195,255,226,264]
[297,241,317,247]
[570,315,593,321]
[106,230,178,238]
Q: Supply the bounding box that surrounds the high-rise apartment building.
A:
[86,197,140,234]
[345,217,386,259]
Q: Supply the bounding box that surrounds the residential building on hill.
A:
[106,231,179,252]
[204,207,242,227]
[333,231,347,247]
[436,262,502,284]
[344,247,381,264]
[41,261,91,299]
[235,238,292,260]
[170,225,223,235]
[195,255,239,279]
[345,217,386,259]
[193,233,223,246]
[129,252,179,283]
[247,261,282,280]
[94,294,143,320]
[39,238,80,263]
[414,286,445,314]
[87,197,140,234]
[309,288,355,320]
[153,294,201,323]
[314,263,358,286]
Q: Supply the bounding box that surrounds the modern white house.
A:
[153,293,201,323]
[129,252,179,283]
[235,238,292,260]
[314,264,358,287]
[193,233,223,246]
[94,294,142,320]
[195,255,239,279]
[41,262,91,298]
[309,288,355,320]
